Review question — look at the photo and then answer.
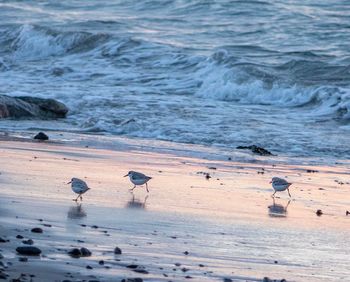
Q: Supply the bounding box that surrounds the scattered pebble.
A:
[114,247,122,254]
[19,257,28,262]
[316,210,323,216]
[121,278,143,282]
[16,235,24,239]
[346,211,349,216]
[183,251,189,255]
[223,279,233,282]
[22,239,34,245]
[0,237,8,243]
[16,246,42,256]
[31,227,43,233]
[34,132,49,141]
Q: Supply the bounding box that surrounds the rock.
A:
[68,247,91,258]
[316,209,323,216]
[0,95,68,119]
[223,279,233,282]
[236,145,273,156]
[16,235,24,239]
[16,246,41,256]
[80,247,92,257]
[0,272,8,279]
[19,257,28,262]
[133,269,149,274]
[86,265,93,269]
[22,239,34,245]
[126,264,138,269]
[0,253,3,259]
[121,279,143,282]
[114,246,122,254]
[31,227,43,233]
[0,238,8,243]
[183,251,189,255]
[346,211,350,216]
[98,260,104,265]
[34,132,49,141]
[68,248,82,258]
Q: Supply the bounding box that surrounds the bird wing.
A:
[132,172,148,180]
[274,177,290,185]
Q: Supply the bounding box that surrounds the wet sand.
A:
[0,139,349,281]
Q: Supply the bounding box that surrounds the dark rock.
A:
[34,132,49,141]
[185,276,192,279]
[0,238,8,243]
[236,145,273,156]
[121,279,143,282]
[98,260,104,265]
[126,264,138,269]
[0,272,8,279]
[19,257,28,262]
[223,279,233,282]
[183,251,189,255]
[80,247,92,257]
[0,95,68,119]
[306,169,318,173]
[133,269,149,274]
[16,246,42,256]
[86,265,93,269]
[346,211,350,216]
[22,239,34,245]
[316,209,323,216]
[68,248,82,258]
[0,253,3,259]
[16,235,24,239]
[114,247,122,254]
[31,227,43,233]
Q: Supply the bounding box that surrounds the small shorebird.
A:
[67,178,90,201]
[124,171,152,192]
[270,177,292,197]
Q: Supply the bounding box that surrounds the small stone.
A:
[114,247,122,254]
[126,264,138,269]
[121,279,143,282]
[80,247,91,257]
[31,227,43,233]
[185,276,192,279]
[86,265,93,270]
[316,210,323,216]
[19,257,28,262]
[133,269,149,274]
[16,235,24,239]
[16,246,41,256]
[68,248,82,258]
[223,279,233,282]
[181,267,189,272]
[91,225,98,229]
[175,263,181,266]
[0,238,8,243]
[34,132,49,141]
[183,251,189,255]
[346,211,349,216]
[22,239,34,245]
[98,260,104,265]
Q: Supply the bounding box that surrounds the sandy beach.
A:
[0,138,349,282]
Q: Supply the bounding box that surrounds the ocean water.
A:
[1,0,350,160]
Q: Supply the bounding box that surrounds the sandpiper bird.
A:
[67,178,90,201]
[270,177,292,197]
[124,171,152,192]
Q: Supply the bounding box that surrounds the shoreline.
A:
[0,138,349,281]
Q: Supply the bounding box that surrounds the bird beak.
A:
[123,174,128,177]
[269,181,272,184]
[67,181,71,184]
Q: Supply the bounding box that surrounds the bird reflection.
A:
[125,194,148,210]
[67,204,87,219]
[268,199,290,218]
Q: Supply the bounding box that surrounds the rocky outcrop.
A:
[237,145,274,156]
[0,95,68,119]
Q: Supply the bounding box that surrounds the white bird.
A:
[270,177,292,197]
[67,178,90,201]
[124,171,152,192]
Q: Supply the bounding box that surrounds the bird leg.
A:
[130,185,136,192]
[287,188,291,197]
[73,194,81,202]
[80,195,83,201]
[271,191,276,198]
[145,183,149,193]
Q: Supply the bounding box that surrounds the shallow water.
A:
[1,0,350,160]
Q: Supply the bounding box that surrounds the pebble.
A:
[80,247,92,257]
[223,279,233,282]
[0,238,8,243]
[114,247,122,254]
[316,210,323,216]
[22,239,34,245]
[31,227,43,233]
[16,235,24,239]
[121,279,143,282]
[19,257,28,262]
[34,132,49,141]
[16,246,42,256]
